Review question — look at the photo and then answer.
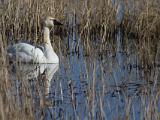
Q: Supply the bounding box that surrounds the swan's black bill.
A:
[53,19,63,25]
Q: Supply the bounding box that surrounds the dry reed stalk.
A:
[0,0,160,119]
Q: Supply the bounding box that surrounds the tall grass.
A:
[0,0,160,119]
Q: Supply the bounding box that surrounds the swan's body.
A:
[7,17,62,64]
[8,41,59,63]
[8,43,46,63]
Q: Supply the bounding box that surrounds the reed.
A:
[0,0,160,119]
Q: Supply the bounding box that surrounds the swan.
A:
[7,17,62,96]
[7,16,62,63]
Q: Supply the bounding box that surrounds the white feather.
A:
[7,17,60,64]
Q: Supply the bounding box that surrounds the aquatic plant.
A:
[0,0,160,119]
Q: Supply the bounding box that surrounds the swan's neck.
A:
[43,27,51,44]
[43,27,59,63]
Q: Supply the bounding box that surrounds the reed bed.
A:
[0,0,160,119]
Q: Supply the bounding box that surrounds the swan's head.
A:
[44,16,62,28]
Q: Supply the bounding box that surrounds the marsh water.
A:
[1,0,160,119]
[7,29,159,120]
[9,24,160,120]
[16,29,158,120]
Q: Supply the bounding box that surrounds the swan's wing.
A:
[36,45,45,52]
[7,43,46,63]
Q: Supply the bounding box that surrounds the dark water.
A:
[9,25,160,120]
[40,28,160,119]
[2,0,160,119]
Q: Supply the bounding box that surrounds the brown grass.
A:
[0,0,160,119]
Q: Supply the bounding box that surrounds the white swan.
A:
[7,16,62,63]
[7,17,62,96]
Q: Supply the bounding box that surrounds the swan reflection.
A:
[9,62,59,96]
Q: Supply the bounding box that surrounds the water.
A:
[43,29,159,119]
[9,24,160,120]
